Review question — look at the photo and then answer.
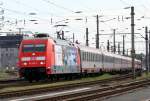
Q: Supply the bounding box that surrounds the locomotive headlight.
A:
[23,62,27,65]
[40,61,44,64]
[47,67,50,69]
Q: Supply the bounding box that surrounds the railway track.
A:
[36,78,150,101]
[0,76,88,89]
[0,78,24,84]
[0,73,133,99]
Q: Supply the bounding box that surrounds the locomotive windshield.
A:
[22,44,46,52]
[35,44,45,52]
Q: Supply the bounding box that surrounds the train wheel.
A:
[28,78,33,83]
[68,74,73,80]
[35,78,39,82]
[64,75,68,80]
[24,75,32,83]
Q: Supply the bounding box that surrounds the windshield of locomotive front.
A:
[22,44,46,53]
[21,39,47,53]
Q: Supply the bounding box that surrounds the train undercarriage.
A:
[19,67,142,82]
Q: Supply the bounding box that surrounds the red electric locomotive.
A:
[18,34,81,82]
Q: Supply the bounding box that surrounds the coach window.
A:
[107,56,109,62]
[95,54,97,61]
[88,52,90,61]
[96,54,98,61]
[91,53,92,61]
[107,56,110,62]
[92,53,94,61]
[82,52,85,60]
[94,54,96,61]
[85,52,87,61]
[104,56,107,62]
[89,52,91,61]
[85,52,86,61]
[86,52,88,61]
[84,52,85,60]
[83,52,85,60]
[95,54,98,61]
[109,56,112,62]
[87,52,89,61]
[98,54,100,61]
[84,52,86,61]
[89,53,92,61]
[81,52,84,60]
[109,57,113,63]
[90,53,91,61]
[90,53,92,61]
[91,53,93,61]
[81,52,83,60]
[93,53,95,61]
[115,58,118,63]
[91,53,94,61]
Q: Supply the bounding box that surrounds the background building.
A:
[0,35,23,70]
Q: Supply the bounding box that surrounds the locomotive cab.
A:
[18,36,54,81]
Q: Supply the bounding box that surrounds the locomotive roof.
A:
[24,36,76,47]
[53,38,75,47]
[78,45,103,54]
[104,51,132,60]
[23,36,51,40]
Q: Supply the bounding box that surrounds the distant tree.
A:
[135,53,145,60]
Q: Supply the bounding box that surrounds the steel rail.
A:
[0,74,132,99]
[37,78,150,101]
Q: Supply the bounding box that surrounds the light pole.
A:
[107,40,110,52]
[73,33,75,43]
[124,7,135,77]
[16,28,24,34]
[86,27,89,46]
[113,29,116,54]
[96,15,99,49]
[131,6,135,79]
[123,35,125,55]
[95,15,104,49]
[145,26,148,75]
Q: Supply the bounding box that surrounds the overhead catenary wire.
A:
[9,0,62,17]
[41,0,75,13]
[0,0,148,53]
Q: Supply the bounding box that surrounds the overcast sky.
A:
[1,0,150,54]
